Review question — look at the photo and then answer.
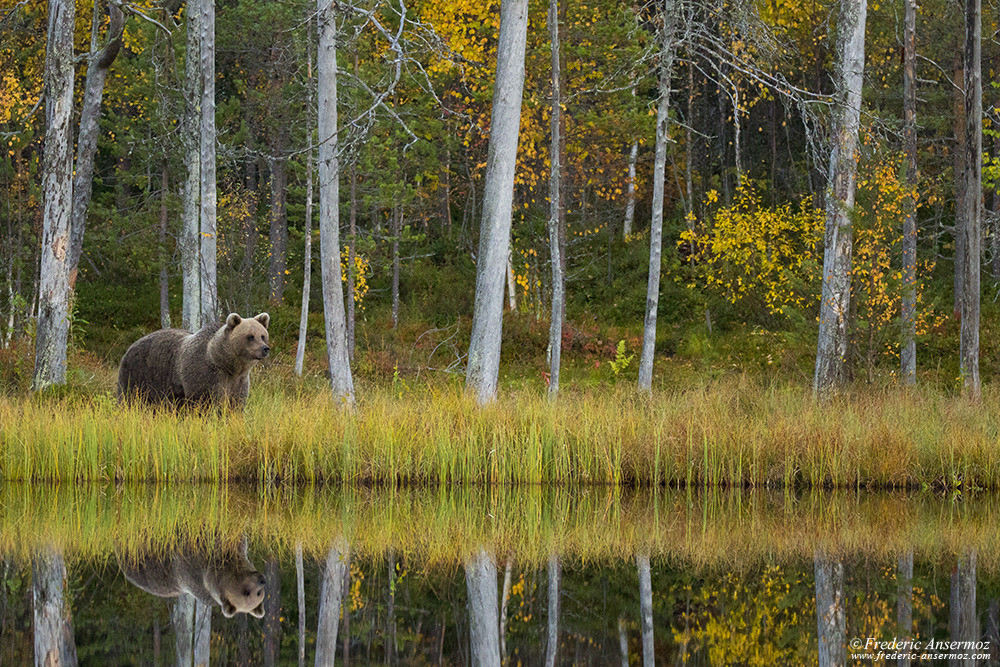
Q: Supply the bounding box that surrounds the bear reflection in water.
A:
[118,539,266,618]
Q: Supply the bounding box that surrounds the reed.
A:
[3,380,1000,487]
[4,483,1000,569]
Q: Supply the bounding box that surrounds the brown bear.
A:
[118,540,266,618]
[117,313,270,408]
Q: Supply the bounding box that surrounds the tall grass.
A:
[4,380,1000,487]
[4,484,1000,568]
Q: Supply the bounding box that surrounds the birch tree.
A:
[465,549,501,667]
[815,553,845,667]
[296,32,315,378]
[67,0,124,288]
[465,0,529,404]
[315,543,349,667]
[32,0,76,390]
[813,0,867,395]
[637,554,654,667]
[949,552,977,667]
[317,0,355,404]
[182,0,202,331]
[33,551,77,667]
[961,0,982,397]
[545,555,560,667]
[900,0,917,384]
[637,2,679,392]
[199,0,218,327]
[547,0,564,398]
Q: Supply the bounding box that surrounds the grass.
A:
[3,377,1000,487]
[5,483,1000,568]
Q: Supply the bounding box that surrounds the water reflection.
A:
[0,486,997,664]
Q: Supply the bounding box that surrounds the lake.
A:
[4,484,998,664]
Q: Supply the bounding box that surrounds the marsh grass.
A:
[4,379,1000,487]
[5,484,1000,569]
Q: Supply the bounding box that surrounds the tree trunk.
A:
[950,552,978,667]
[500,558,512,663]
[953,60,967,317]
[296,34,314,378]
[347,132,357,361]
[33,551,77,667]
[199,0,218,327]
[295,152,313,376]
[193,599,211,667]
[961,0,982,398]
[68,0,123,288]
[264,559,281,667]
[547,0,564,398]
[624,138,638,237]
[464,550,500,667]
[160,162,172,329]
[506,249,517,312]
[618,616,629,667]
[901,0,917,384]
[465,0,529,404]
[296,544,306,667]
[315,543,348,667]
[545,555,560,667]
[269,156,289,306]
[317,0,355,404]
[637,2,678,392]
[182,0,201,332]
[898,550,913,667]
[172,594,195,667]
[392,204,401,329]
[815,553,845,667]
[32,0,76,390]
[813,0,867,396]
[637,554,654,667]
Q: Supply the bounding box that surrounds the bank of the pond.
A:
[2,383,999,487]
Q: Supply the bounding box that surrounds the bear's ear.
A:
[226,313,242,329]
[255,312,270,329]
[221,599,238,618]
[250,602,265,619]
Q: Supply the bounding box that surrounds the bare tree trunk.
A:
[67,0,123,288]
[182,0,201,331]
[269,157,289,305]
[296,544,306,667]
[316,544,348,667]
[901,0,917,384]
[813,0,867,396]
[500,558,512,663]
[637,2,678,392]
[193,599,211,667]
[953,60,967,317]
[545,555,560,667]
[392,204,401,329]
[637,554,654,667]
[506,250,517,312]
[898,550,913,667]
[172,594,195,667]
[464,550,500,667]
[950,552,978,667]
[547,0,564,398]
[465,0,529,404]
[199,0,218,327]
[33,551,77,667]
[618,616,629,667]
[815,553,845,667]
[317,0,355,404]
[624,138,638,237]
[32,0,75,390]
[296,34,315,378]
[264,559,281,666]
[961,0,982,398]
[295,153,313,376]
[160,162,172,329]
[342,563,351,666]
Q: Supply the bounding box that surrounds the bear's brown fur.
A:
[119,540,266,618]
[117,313,270,408]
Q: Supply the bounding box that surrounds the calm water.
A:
[4,485,1000,665]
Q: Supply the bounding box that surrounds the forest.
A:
[2,0,999,400]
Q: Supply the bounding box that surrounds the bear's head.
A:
[217,568,267,618]
[225,312,270,364]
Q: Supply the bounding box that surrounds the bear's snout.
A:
[261,345,270,358]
